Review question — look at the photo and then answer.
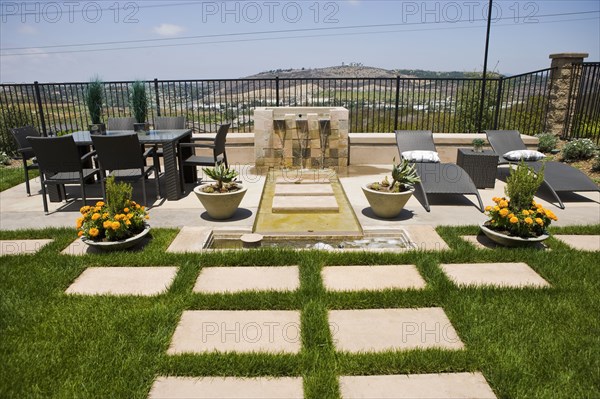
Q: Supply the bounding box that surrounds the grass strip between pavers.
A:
[0,225,599,398]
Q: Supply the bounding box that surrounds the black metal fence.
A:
[565,62,600,142]
[0,66,588,154]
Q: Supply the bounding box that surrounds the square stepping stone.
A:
[193,266,300,293]
[440,262,549,288]
[1,239,52,256]
[339,373,496,398]
[168,310,301,354]
[554,235,600,251]
[272,195,339,212]
[322,265,426,291]
[148,376,304,399]
[275,183,334,196]
[65,267,178,296]
[404,225,450,251]
[167,226,213,253]
[328,308,464,353]
[461,235,548,250]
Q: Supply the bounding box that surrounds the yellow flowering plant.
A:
[77,176,149,241]
[483,161,557,238]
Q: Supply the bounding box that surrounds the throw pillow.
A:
[401,150,441,163]
[503,149,546,161]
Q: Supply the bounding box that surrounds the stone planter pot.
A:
[81,223,151,251]
[479,223,549,247]
[134,122,149,132]
[89,123,106,135]
[361,185,414,218]
[194,184,247,219]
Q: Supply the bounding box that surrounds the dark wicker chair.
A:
[27,135,100,214]
[395,130,484,212]
[485,129,599,208]
[107,117,136,130]
[91,133,161,206]
[178,123,230,191]
[10,126,40,195]
[152,116,186,173]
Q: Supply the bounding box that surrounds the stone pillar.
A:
[545,52,588,136]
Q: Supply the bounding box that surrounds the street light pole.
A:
[477,0,493,133]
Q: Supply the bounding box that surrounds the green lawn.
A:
[0,225,599,398]
[0,165,38,192]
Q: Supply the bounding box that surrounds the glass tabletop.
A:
[70,129,192,144]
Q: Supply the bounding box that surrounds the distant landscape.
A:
[245,64,500,79]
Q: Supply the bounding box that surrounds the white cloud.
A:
[18,25,37,35]
[153,23,184,37]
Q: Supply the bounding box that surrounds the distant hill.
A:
[244,65,497,79]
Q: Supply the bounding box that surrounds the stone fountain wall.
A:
[253,107,349,171]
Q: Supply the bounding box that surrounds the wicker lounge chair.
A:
[395,130,484,212]
[485,130,599,209]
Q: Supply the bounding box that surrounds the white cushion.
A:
[503,150,545,161]
[401,150,440,163]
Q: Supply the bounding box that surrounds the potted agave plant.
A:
[193,163,247,219]
[362,158,420,218]
[480,161,557,246]
[130,80,149,132]
[86,76,106,134]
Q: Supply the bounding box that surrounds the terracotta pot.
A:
[361,185,414,218]
[81,223,151,251]
[479,223,549,247]
[194,184,247,219]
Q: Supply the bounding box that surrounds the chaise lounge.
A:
[485,130,599,209]
[395,130,484,212]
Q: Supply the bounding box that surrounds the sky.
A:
[0,0,599,83]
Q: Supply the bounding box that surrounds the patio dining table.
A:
[68,129,193,201]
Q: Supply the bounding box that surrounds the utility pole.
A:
[477,0,493,133]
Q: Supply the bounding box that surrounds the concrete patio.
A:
[1,163,598,232]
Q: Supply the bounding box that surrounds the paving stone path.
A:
[0,239,53,256]
[440,262,550,288]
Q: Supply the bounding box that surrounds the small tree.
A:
[86,77,104,125]
[130,80,148,123]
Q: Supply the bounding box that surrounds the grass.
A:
[0,165,38,192]
[0,225,599,398]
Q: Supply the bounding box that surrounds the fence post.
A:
[394,76,400,131]
[153,78,161,117]
[275,76,280,106]
[545,52,588,136]
[33,81,48,136]
[493,77,503,130]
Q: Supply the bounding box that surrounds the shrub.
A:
[0,106,37,155]
[86,77,104,124]
[535,133,558,153]
[505,160,545,210]
[130,80,148,123]
[562,138,596,162]
[0,151,12,166]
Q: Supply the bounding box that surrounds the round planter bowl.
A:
[479,223,549,247]
[81,224,151,251]
[193,184,248,220]
[361,185,414,218]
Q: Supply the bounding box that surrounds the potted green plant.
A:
[480,161,557,246]
[361,158,420,218]
[130,80,149,132]
[86,77,106,134]
[77,176,151,251]
[472,138,486,153]
[193,163,247,219]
